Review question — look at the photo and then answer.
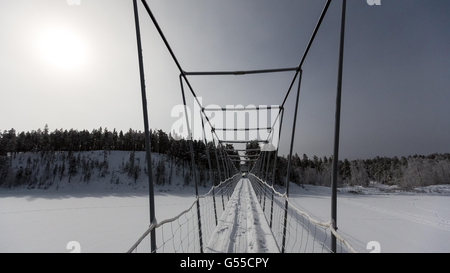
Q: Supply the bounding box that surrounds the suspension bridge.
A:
[127,0,356,253]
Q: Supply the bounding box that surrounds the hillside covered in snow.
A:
[2,126,450,191]
[1,150,209,191]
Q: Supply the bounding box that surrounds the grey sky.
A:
[1,0,449,160]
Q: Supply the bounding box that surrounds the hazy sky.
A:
[1,0,449,160]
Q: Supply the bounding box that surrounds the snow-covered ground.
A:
[1,178,449,252]
[0,185,200,253]
[289,183,450,253]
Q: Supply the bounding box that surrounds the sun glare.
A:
[37,28,88,70]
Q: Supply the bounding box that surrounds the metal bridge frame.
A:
[132,0,346,253]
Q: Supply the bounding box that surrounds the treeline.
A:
[2,126,450,189]
[0,125,240,188]
[0,125,190,154]
[0,125,240,168]
[247,136,450,189]
[282,153,450,189]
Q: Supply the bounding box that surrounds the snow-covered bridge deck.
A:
[205,178,280,253]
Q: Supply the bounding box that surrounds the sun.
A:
[37,27,88,70]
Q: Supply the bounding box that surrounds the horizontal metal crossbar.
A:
[184,67,298,76]
[228,154,259,158]
[203,106,281,111]
[214,127,271,131]
[227,149,261,152]
[219,140,268,144]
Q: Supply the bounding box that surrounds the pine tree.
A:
[60,161,66,181]
[68,154,78,183]
[155,159,166,185]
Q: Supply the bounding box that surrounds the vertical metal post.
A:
[260,151,266,178]
[211,135,222,183]
[132,0,156,253]
[255,153,262,176]
[218,144,227,180]
[201,116,213,187]
[282,69,302,253]
[258,152,264,203]
[223,150,230,178]
[211,136,225,211]
[221,146,227,179]
[265,150,271,182]
[257,152,262,177]
[269,163,275,224]
[331,0,347,253]
[180,75,203,253]
[224,147,231,178]
[262,151,271,212]
[201,115,217,226]
[270,108,284,229]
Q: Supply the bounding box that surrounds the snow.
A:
[288,183,450,253]
[205,179,279,253]
[0,186,200,253]
[2,183,449,253]
[1,151,450,253]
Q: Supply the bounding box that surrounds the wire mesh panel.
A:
[154,202,201,253]
[248,173,356,253]
[128,174,241,253]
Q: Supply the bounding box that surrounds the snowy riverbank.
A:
[1,181,449,253]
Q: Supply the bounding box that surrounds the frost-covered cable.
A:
[248,173,357,253]
[127,219,157,253]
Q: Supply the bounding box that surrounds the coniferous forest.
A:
[0,125,240,189]
[1,125,449,189]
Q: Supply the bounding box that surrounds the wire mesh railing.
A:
[248,173,357,253]
[127,173,241,253]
